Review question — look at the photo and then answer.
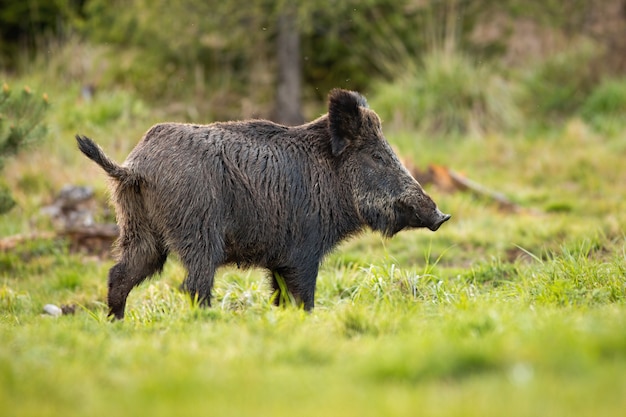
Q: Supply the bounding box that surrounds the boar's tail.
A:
[76,135,131,182]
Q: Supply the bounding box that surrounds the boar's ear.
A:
[328,89,367,156]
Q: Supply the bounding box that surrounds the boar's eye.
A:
[372,152,384,163]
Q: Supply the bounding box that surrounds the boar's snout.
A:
[427,209,451,232]
[397,189,451,233]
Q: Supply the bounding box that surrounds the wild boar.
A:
[77,89,450,319]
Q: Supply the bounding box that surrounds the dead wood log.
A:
[437,165,522,213]
[0,232,57,251]
[1,224,119,257]
[403,156,524,213]
[61,224,119,256]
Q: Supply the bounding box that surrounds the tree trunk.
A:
[273,9,304,126]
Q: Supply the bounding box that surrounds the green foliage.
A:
[0,83,49,168]
[0,0,83,67]
[72,1,501,118]
[80,0,284,119]
[520,40,601,125]
[60,88,147,131]
[373,39,624,138]
[372,50,521,136]
[3,0,623,134]
[0,183,15,214]
[0,82,49,214]
[580,78,626,136]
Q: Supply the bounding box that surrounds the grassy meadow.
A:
[1,72,626,417]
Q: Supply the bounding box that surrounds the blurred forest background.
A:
[1,0,626,218]
[1,0,625,131]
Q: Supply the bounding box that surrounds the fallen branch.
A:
[0,224,119,256]
[61,224,119,255]
[0,232,56,251]
[443,166,522,213]
[404,157,524,213]
[61,224,119,240]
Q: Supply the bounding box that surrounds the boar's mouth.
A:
[426,212,451,231]
[395,201,451,233]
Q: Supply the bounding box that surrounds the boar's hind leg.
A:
[108,237,168,320]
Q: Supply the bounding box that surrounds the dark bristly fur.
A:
[77,89,450,319]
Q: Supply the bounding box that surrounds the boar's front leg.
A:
[271,263,319,311]
[180,265,218,308]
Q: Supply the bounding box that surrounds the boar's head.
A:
[328,89,451,236]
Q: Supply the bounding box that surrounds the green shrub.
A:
[0,83,48,167]
[0,82,49,214]
[372,50,521,136]
[520,41,601,126]
[0,183,15,214]
[60,88,147,131]
[580,78,626,135]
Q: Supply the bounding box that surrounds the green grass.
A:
[1,248,625,417]
[1,72,625,417]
